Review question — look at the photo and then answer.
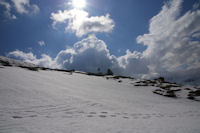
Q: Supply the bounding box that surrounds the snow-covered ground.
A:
[0,57,200,133]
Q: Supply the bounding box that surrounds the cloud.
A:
[8,35,121,73]
[8,50,58,68]
[0,0,16,19]
[117,50,149,78]
[8,0,200,84]
[7,35,147,78]
[38,41,45,46]
[56,35,120,73]
[8,50,37,61]
[0,0,39,19]
[50,9,115,37]
[137,0,200,82]
[193,2,200,9]
[31,4,40,14]
[11,0,39,14]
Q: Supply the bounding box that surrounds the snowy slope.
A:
[0,56,37,67]
[0,57,200,133]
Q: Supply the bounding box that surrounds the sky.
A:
[0,0,200,84]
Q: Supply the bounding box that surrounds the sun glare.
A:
[72,0,86,9]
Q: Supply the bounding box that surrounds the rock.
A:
[189,90,200,96]
[187,94,195,100]
[153,89,177,98]
[164,90,177,97]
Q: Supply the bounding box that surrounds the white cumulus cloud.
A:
[38,41,45,46]
[8,50,37,61]
[8,50,58,68]
[56,35,120,73]
[8,35,121,74]
[8,0,200,84]
[11,0,39,14]
[137,0,200,82]
[117,50,149,78]
[50,9,115,37]
[0,0,16,19]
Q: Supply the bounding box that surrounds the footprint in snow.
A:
[87,115,94,117]
[12,116,23,119]
[101,111,108,114]
[110,115,116,117]
[99,115,107,118]
[87,111,132,119]
[89,112,96,114]
[123,116,129,119]
[29,115,37,118]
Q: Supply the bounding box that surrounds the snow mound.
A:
[0,56,37,67]
[0,57,200,133]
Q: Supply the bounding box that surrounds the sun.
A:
[72,0,86,9]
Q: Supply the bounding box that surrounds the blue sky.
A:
[0,0,200,84]
[0,0,197,57]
